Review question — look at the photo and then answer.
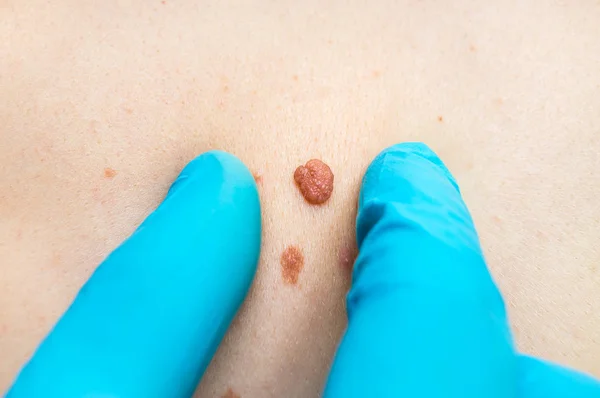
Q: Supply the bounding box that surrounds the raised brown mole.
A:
[281,245,304,285]
[294,159,334,205]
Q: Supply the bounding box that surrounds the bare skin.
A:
[1,1,600,397]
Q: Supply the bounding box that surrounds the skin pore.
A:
[1,1,600,397]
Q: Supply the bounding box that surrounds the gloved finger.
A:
[324,142,517,398]
[7,151,261,398]
[518,355,600,398]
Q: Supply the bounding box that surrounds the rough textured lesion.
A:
[294,159,334,205]
[280,245,304,285]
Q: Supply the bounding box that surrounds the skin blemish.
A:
[437,115,444,122]
[124,107,133,115]
[281,245,304,285]
[253,171,263,185]
[469,44,477,52]
[222,388,240,398]
[371,70,381,78]
[292,74,299,82]
[294,159,334,205]
[338,244,358,272]
[104,168,117,179]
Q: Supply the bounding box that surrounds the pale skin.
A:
[1,1,600,397]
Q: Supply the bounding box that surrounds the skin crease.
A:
[1,1,600,397]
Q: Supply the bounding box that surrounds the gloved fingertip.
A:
[327,142,514,398]
[6,150,261,398]
[359,142,458,211]
[166,150,257,199]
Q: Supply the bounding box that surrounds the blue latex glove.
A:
[324,142,600,397]
[7,151,261,398]
[8,144,600,398]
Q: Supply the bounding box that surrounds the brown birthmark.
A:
[281,245,304,285]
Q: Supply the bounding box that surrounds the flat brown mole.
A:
[281,245,304,285]
[294,159,334,205]
[221,388,240,398]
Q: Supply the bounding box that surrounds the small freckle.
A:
[493,97,504,106]
[221,388,240,398]
[253,172,263,185]
[223,84,230,93]
[371,70,381,78]
[292,74,299,82]
[469,44,477,52]
[124,107,133,115]
[437,115,443,122]
[492,215,502,225]
[281,245,304,285]
[104,167,117,178]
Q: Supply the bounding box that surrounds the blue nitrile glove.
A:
[7,151,261,398]
[324,142,600,398]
